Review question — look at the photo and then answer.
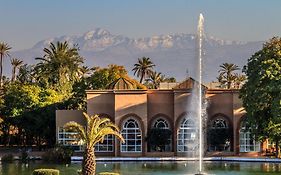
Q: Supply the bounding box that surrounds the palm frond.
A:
[64,121,87,141]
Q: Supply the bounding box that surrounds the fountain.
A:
[194,13,206,175]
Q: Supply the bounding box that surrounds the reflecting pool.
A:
[0,161,281,175]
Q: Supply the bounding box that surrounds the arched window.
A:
[208,117,231,151]
[121,118,142,152]
[212,118,228,128]
[149,118,172,152]
[177,118,197,152]
[239,119,260,152]
[153,118,169,129]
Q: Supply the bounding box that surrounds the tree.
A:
[233,73,247,89]
[145,71,165,89]
[17,64,34,84]
[10,58,23,82]
[145,71,177,89]
[0,42,12,88]
[88,64,128,90]
[0,83,66,146]
[132,57,155,83]
[240,37,281,157]
[217,63,240,89]
[34,41,84,92]
[64,113,124,175]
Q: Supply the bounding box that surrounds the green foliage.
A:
[34,41,84,93]
[217,63,241,89]
[240,37,281,156]
[2,83,41,117]
[64,113,124,175]
[17,64,34,84]
[132,57,155,83]
[10,58,23,82]
[32,169,60,175]
[0,82,68,146]
[0,42,12,88]
[1,154,14,162]
[146,128,172,151]
[42,145,73,163]
[88,64,127,89]
[145,71,176,89]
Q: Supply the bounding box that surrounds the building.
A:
[56,78,266,157]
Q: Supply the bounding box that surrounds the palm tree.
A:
[218,63,240,89]
[17,64,34,84]
[132,57,155,83]
[10,58,23,82]
[64,113,124,175]
[234,73,247,89]
[79,66,92,78]
[0,42,12,87]
[34,41,84,90]
[146,71,164,89]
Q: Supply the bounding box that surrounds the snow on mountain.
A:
[9,28,264,82]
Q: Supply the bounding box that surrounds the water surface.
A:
[0,161,280,175]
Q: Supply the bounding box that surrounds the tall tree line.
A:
[0,41,146,147]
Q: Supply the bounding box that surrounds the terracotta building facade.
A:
[56,85,267,157]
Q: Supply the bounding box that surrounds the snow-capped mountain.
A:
[10,28,263,82]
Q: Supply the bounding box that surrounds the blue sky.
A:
[1,0,281,50]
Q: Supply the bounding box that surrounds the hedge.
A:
[32,169,60,175]
[98,172,120,175]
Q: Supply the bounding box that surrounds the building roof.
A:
[160,77,208,90]
[107,76,135,90]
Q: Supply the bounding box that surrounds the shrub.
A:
[32,169,59,175]
[77,169,82,175]
[42,145,73,163]
[98,172,120,175]
[1,154,14,162]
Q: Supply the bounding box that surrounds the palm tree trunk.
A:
[140,73,144,83]
[12,66,16,82]
[0,54,3,87]
[82,147,96,175]
[227,81,231,89]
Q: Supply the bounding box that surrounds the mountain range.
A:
[9,28,264,82]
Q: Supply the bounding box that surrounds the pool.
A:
[0,161,280,175]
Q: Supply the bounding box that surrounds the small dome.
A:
[107,77,135,90]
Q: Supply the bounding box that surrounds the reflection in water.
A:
[0,161,281,175]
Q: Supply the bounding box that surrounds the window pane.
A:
[121,118,142,152]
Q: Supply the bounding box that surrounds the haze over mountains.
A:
[10,28,263,82]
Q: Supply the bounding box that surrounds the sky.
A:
[1,0,281,50]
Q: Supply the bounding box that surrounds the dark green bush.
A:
[1,154,14,162]
[42,145,73,163]
[32,169,59,175]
